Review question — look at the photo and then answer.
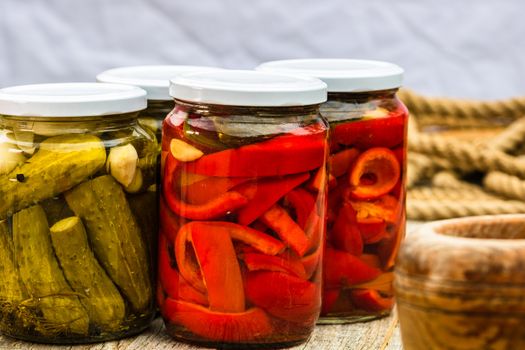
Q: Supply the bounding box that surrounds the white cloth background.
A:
[0,0,523,99]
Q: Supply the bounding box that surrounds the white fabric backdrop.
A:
[0,0,524,99]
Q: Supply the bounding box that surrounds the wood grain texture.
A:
[0,223,423,350]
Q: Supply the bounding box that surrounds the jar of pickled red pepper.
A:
[258,59,408,323]
[0,83,157,343]
[159,70,328,347]
[97,65,221,141]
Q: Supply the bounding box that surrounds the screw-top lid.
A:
[170,70,327,107]
[256,59,404,92]
[0,83,147,117]
[97,65,222,100]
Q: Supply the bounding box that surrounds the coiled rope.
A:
[403,89,525,220]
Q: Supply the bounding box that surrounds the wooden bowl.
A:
[395,215,525,350]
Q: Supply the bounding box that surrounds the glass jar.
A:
[258,59,408,324]
[0,83,157,343]
[159,70,328,348]
[97,65,221,142]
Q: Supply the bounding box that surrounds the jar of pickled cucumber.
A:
[0,83,158,343]
[159,70,328,347]
[258,59,408,324]
[97,65,221,141]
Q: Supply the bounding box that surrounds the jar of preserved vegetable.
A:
[159,70,328,347]
[258,59,408,324]
[97,65,221,141]
[0,83,158,343]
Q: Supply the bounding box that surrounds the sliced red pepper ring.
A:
[240,252,307,279]
[332,108,407,149]
[164,153,248,220]
[235,172,310,225]
[329,148,360,178]
[245,271,320,323]
[330,202,363,256]
[348,147,400,200]
[183,129,327,177]
[351,289,394,312]
[163,299,273,342]
[324,247,382,288]
[261,205,310,257]
[357,217,388,244]
[190,223,245,313]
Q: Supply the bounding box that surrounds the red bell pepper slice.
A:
[240,252,307,279]
[159,233,209,306]
[261,205,310,257]
[330,202,363,256]
[331,108,407,149]
[245,271,320,323]
[235,173,310,225]
[188,223,245,313]
[164,153,248,220]
[157,281,166,308]
[183,128,327,177]
[284,188,316,229]
[321,289,341,315]
[301,247,322,280]
[329,148,360,178]
[175,223,206,293]
[348,147,400,200]
[160,197,181,243]
[378,211,406,269]
[351,289,394,312]
[206,221,285,255]
[359,254,381,268]
[182,176,251,205]
[357,217,388,244]
[324,247,382,288]
[350,195,400,224]
[163,299,273,342]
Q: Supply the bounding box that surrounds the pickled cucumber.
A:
[13,206,89,335]
[50,217,126,330]
[65,175,152,311]
[41,197,75,226]
[128,189,157,258]
[0,220,27,307]
[0,134,106,219]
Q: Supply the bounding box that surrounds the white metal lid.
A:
[0,83,147,117]
[170,70,327,107]
[96,65,222,101]
[256,59,404,92]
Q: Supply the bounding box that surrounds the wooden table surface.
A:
[0,222,425,350]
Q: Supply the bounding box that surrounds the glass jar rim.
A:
[0,83,147,117]
[170,70,327,107]
[97,65,222,101]
[256,59,403,93]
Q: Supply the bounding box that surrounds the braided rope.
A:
[489,118,525,153]
[483,171,525,201]
[409,132,525,178]
[408,187,497,201]
[399,89,525,122]
[407,200,525,221]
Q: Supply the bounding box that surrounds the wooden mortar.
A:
[395,215,525,350]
